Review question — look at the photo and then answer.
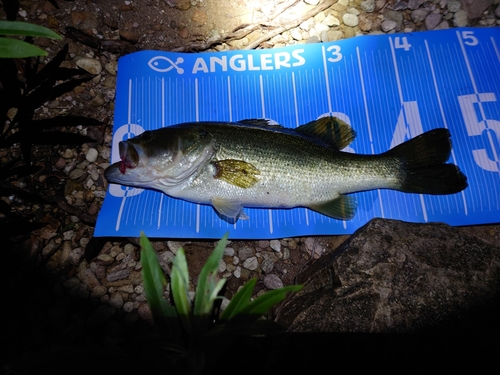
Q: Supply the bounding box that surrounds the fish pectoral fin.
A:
[309,195,357,220]
[211,198,248,220]
[296,116,356,150]
[212,159,260,188]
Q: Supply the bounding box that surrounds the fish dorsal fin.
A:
[309,194,357,220]
[211,197,249,221]
[296,117,356,150]
[212,159,260,188]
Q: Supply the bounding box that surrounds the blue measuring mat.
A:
[95,27,500,239]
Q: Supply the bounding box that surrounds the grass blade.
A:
[170,248,191,316]
[194,233,229,316]
[219,279,256,321]
[0,20,61,39]
[241,285,303,316]
[0,38,48,58]
[140,232,176,319]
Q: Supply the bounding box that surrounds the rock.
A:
[75,57,102,75]
[106,269,130,282]
[243,256,259,271]
[109,292,124,309]
[86,148,98,163]
[323,14,340,27]
[264,274,284,290]
[71,12,98,30]
[459,0,494,20]
[358,16,373,31]
[425,13,443,29]
[360,0,376,13]
[68,247,84,265]
[384,10,404,29]
[381,19,397,32]
[119,29,140,44]
[411,9,430,23]
[447,0,462,12]
[342,13,359,27]
[238,246,255,261]
[408,0,425,10]
[453,9,468,26]
[276,219,500,333]
[270,240,281,252]
[392,1,408,11]
[496,4,500,18]
[167,0,191,11]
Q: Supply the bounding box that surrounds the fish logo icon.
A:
[148,56,185,74]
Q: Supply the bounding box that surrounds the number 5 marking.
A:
[458,93,500,172]
[461,31,478,46]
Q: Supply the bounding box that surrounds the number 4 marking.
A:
[394,36,411,51]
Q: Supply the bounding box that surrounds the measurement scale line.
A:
[356,47,385,219]
[389,37,428,221]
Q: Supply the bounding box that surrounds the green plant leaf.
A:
[194,233,229,316]
[240,284,303,316]
[0,20,61,39]
[170,248,191,316]
[140,232,176,319]
[219,279,256,321]
[0,37,48,58]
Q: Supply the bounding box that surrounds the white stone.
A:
[453,9,468,27]
[86,148,98,162]
[75,57,102,75]
[342,13,359,27]
[323,14,340,27]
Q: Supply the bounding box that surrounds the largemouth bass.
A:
[104,117,467,222]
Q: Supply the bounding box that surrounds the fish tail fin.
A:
[385,128,468,195]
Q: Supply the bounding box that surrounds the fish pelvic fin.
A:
[309,194,357,221]
[211,197,248,222]
[212,159,260,188]
[296,116,356,150]
[386,128,468,195]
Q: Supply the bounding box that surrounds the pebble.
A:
[411,9,430,23]
[453,9,468,27]
[425,13,443,30]
[86,148,98,162]
[447,0,461,13]
[264,274,284,290]
[270,240,281,252]
[381,19,397,32]
[75,57,102,75]
[342,13,359,27]
[109,292,124,309]
[238,246,255,261]
[242,256,259,271]
[361,0,376,13]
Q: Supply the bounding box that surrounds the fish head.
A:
[104,125,215,190]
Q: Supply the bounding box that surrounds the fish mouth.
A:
[118,141,139,173]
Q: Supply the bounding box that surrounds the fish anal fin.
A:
[212,159,260,188]
[211,197,248,221]
[309,195,357,220]
[296,116,356,150]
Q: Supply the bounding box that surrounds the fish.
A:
[104,116,468,222]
